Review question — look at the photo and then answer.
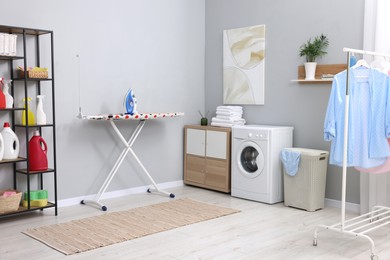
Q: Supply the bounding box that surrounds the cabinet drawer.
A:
[185,155,205,184]
[205,158,229,190]
[205,173,228,190]
[205,158,228,176]
[186,128,205,156]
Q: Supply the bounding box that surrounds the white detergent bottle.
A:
[36,95,46,125]
[1,122,19,160]
[0,133,4,161]
[2,79,13,108]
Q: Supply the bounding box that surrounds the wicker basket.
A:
[19,70,48,79]
[0,190,22,214]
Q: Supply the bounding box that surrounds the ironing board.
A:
[80,112,184,211]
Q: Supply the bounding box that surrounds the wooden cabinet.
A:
[184,125,231,193]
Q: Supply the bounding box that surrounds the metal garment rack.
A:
[313,47,390,260]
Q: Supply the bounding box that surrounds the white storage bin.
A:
[283,148,329,212]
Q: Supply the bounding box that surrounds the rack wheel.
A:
[102,206,107,211]
[169,193,175,198]
[313,238,317,246]
[80,200,85,205]
[371,254,379,260]
[147,188,151,193]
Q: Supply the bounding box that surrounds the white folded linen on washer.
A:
[211,117,246,124]
[216,105,243,111]
[214,115,243,121]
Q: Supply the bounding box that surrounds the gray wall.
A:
[0,0,205,200]
[205,0,365,204]
[0,0,366,204]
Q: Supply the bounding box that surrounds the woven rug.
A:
[23,198,240,255]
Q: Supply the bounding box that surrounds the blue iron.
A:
[124,88,137,115]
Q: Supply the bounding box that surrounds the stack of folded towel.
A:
[210,106,246,127]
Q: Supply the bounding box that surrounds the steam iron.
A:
[124,88,137,115]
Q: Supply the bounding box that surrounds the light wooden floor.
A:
[1,185,390,260]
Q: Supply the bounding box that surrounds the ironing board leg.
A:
[81,119,175,211]
[81,120,146,211]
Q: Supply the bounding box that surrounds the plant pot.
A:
[304,62,317,80]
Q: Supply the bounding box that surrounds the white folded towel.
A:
[216,105,243,111]
[211,117,246,124]
[215,115,243,121]
[210,121,245,127]
[216,111,243,116]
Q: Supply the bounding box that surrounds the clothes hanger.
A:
[352,58,370,69]
[351,51,370,69]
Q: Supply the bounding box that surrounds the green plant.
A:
[299,34,329,62]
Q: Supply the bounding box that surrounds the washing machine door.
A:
[236,141,265,178]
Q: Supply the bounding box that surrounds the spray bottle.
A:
[36,95,46,125]
[21,97,35,126]
[2,79,13,108]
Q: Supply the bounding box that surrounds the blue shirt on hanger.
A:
[324,67,390,168]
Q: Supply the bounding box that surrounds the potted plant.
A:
[299,34,329,80]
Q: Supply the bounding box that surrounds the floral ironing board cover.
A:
[85,112,184,120]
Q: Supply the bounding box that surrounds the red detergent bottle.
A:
[0,78,6,109]
[28,130,48,171]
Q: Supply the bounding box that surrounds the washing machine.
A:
[231,125,293,204]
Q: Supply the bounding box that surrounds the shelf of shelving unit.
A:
[292,64,347,83]
[0,25,57,218]
[0,157,27,164]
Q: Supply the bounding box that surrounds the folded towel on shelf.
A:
[280,149,301,177]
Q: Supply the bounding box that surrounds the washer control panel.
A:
[248,130,268,140]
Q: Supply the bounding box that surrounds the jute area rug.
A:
[23,198,240,255]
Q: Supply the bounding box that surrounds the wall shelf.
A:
[292,64,347,83]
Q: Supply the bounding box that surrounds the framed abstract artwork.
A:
[223,24,265,105]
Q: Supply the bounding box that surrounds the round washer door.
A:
[236,141,265,179]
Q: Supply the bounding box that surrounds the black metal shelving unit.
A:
[0,25,57,218]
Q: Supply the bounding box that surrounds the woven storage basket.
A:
[283,148,329,212]
[19,70,48,79]
[0,190,22,214]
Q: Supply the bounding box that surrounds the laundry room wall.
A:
[205,0,365,204]
[0,0,205,200]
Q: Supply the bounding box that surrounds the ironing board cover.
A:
[85,112,184,120]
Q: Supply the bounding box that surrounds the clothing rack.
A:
[313,47,390,260]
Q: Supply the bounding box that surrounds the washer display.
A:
[231,125,293,204]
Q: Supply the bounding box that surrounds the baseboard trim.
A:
[325,198,360,214]
[58,180,184,208]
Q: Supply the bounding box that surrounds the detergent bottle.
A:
[0,133,4,161]
[36,95,46,125]
[0,78,6,109]
[28,130,48,171]
[2,79,13,108]
[21,97,35,126]
[1,122,19,160]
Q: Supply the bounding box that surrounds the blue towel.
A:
[280,149,301,176]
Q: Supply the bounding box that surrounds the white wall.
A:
[0,0,205,199]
